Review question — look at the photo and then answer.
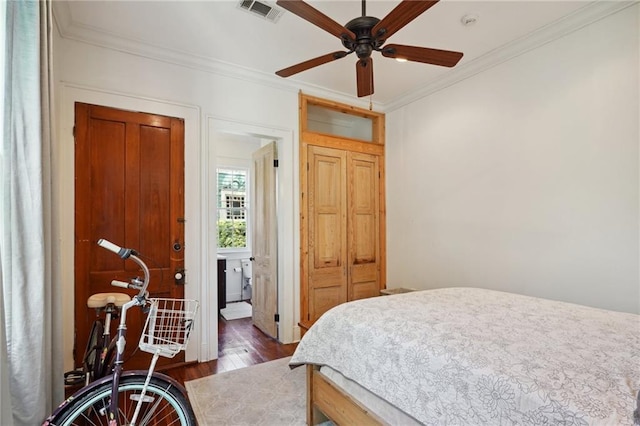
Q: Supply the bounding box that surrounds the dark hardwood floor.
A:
[164,316,298,386]
[64,316,295,397]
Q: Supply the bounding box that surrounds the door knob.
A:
[174,268,186,285]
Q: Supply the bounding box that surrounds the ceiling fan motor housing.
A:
[343,16,383,59]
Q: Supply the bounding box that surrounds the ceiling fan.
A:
[274,0,464,98]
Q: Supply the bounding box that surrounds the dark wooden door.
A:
[74,103,185,370]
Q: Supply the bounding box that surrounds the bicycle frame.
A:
[96,304,116,380]
[44,239,196,426]
[96,240,158,425]
[106,245,152,425]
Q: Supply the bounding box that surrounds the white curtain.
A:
[0,1,63,424]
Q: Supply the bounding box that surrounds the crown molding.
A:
[384,1,637,112]
[51,1,378,111]
[53,1,635,113]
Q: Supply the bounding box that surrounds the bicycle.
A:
[44,239,199,426]
[64,291,131,386]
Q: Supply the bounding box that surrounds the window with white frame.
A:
[217,168,249,249]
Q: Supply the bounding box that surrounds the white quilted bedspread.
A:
[290,287,640,425]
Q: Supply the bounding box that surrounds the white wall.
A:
[386,6,640,314]
[53,34,302,370]
[53,4,640,373]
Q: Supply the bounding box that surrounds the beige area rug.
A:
[185,357,306,426]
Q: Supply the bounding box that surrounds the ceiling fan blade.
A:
[372,1,439,41]
[382,44,463,67]
[276,51,350,77]
[276,0,355,41]
[356,57,374,97]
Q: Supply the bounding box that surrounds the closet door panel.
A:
[351,281,380,300]
[350,263,378,300]
[310,286,345,322]
[348,152,380,300]
[308,146,348,323]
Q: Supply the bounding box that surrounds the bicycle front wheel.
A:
[50,375,197,426]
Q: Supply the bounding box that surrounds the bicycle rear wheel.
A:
[83,320,104,381]
[49,375,197,425]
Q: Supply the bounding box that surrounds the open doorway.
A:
[215,133,260,325]
[204,117,299,367]
[215,134,279,340]
[209,127,290,369]
[215,133,275,367]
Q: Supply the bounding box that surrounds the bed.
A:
[289,287,640,425]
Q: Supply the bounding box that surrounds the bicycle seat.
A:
[87,292,131,309]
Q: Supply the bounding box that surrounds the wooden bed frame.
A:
[306,364,384,425]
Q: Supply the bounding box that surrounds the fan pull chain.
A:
[369,94,373,111]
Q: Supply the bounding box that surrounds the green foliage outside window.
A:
[217,168,248,249]
[218,220,246,248]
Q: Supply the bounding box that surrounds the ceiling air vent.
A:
[238,0,283,23]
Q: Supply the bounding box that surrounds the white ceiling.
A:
[53,1,623,108]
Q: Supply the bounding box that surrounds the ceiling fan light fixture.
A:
[395,57,408,63]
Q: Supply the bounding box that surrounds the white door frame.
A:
[202,116,299,362]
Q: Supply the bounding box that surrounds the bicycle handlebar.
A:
[97,238,121,254]
[111,279,132,289]
[97,238,137,259]
[98,239,150,300]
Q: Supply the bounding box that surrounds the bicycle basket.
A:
[139,298,199,358]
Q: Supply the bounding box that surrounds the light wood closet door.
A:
[306,147,381,323]
[299,93,385,333]
[307,146,348,323]
[348,152,380,300]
